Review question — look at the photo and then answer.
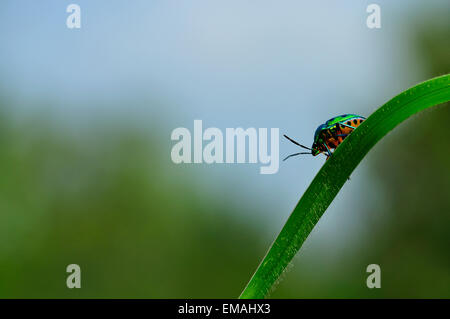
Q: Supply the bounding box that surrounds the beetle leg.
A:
[323,143,332,157]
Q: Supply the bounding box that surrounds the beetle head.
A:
[311,143,321,156]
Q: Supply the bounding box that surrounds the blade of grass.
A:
[240,74,450,299]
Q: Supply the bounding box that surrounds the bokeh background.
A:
[0,0,448,298]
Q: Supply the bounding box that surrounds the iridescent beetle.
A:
[284,114,366,161]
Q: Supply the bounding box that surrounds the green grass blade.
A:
[239,74,450,299]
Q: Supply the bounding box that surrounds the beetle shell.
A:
[312,114,366,156]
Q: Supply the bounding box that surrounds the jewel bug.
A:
[283,114,366,161]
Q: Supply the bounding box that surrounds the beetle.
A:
[283,114,366,161]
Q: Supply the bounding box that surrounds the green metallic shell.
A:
[313,114,365,144]
[325,114,362,127]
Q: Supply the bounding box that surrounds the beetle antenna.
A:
[283,152,312,161]
[283,134,312,151]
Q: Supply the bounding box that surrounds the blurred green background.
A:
[0,1,448,298]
